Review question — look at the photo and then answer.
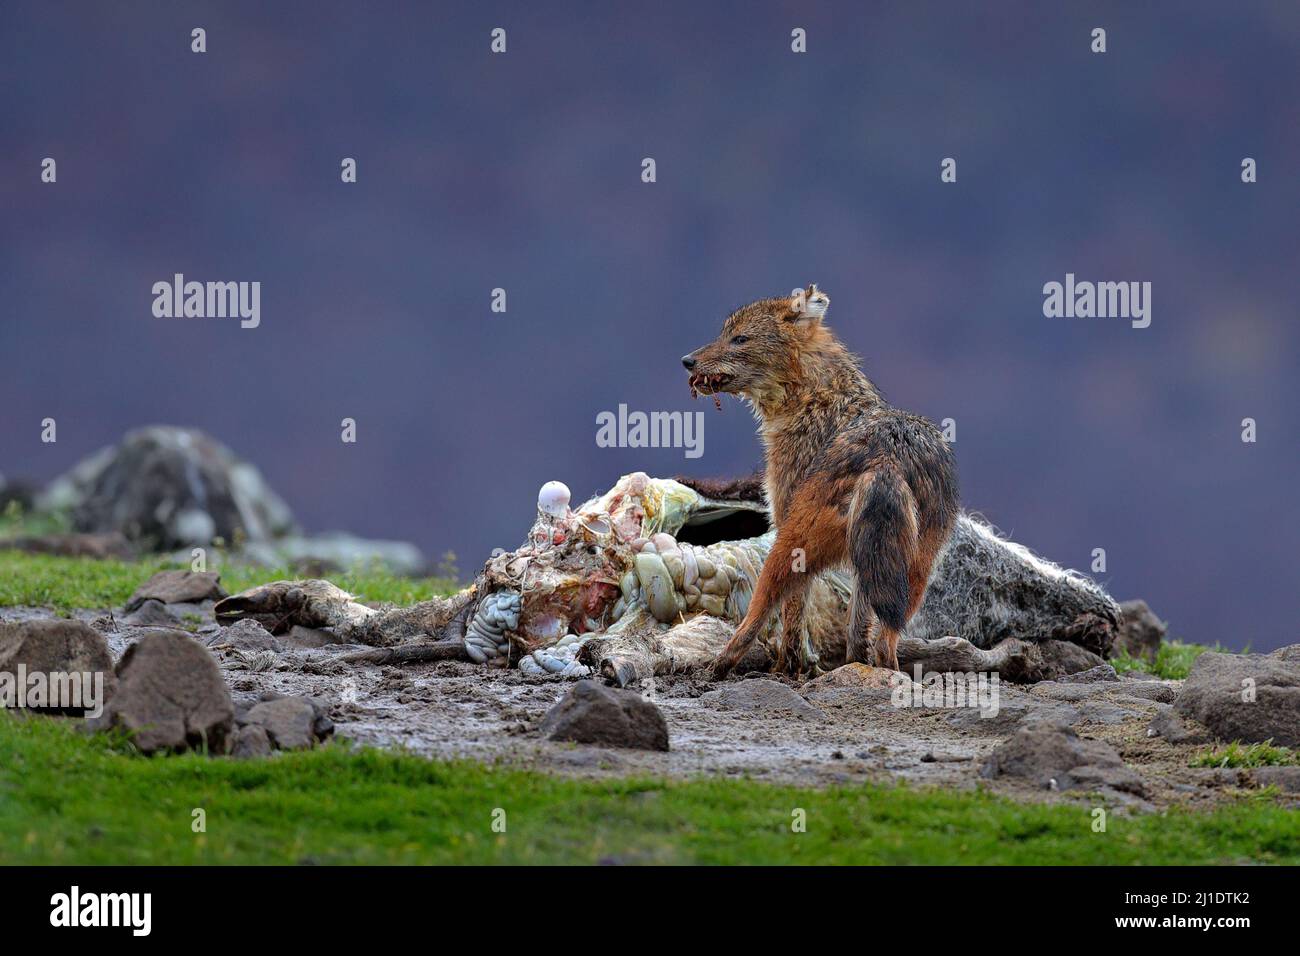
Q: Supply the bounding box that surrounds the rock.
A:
[0,619,117,713]
[1251,767,1300,793]
[701,678,823,720]
[38,426,298,550]
[1116,599,1166,662]
[539,680,669,751]
[122,599,181,628]
[33,426,424,571]
[1173,648,1300,747]
[980,720,1147,796]
[1111,681,1178,704]
[231,723,273,758]
[281,625,340,649]
[802,663,897,691]
[1057,664,1120,684]
[1037,640,1108,677]
[89,630,233,753]
[1146,705,1211,744]
[4,532,135,560]
[125,570,227,611]
[213,618,284,652]
[946,700,1079,734]
[1190,767,1243,789]
[243,697,322,750]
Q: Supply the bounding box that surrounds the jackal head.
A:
[682,284,830,408]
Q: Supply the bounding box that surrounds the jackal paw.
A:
[709,640,749,680]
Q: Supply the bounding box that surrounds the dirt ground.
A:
[2,603,1272,813]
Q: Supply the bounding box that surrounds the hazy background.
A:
[2,1,1297,650]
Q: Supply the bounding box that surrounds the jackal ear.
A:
[787,284,829,324]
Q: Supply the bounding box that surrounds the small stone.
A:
[214,619,284,652]
[1147,704,1211,745]
[243,697,320,750]
[282,625,340,649]
[980,720,1147,796]
[89,630,233,754]
[122,599,181,628]
[1250,766,1300,793]
[125,570,227,611]
[701,679,823,720]
[540,680,669,751]
[1037,640,1108,677]
[803,663,898,691]
[0,619,118,714]
[1056,664,1120,684]
[231,724,273,758]
[1116,599,1166,662]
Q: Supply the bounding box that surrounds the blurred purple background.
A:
[2,2,1297,649]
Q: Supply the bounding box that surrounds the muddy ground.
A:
[1,602,1275,813]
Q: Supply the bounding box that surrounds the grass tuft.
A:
[1190,741,1297,769]
[1110,640,1220,680]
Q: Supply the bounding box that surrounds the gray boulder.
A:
[1038,640,1108,677]
[1173,648,1300,747]
[702,678,823,720]
[1251,767,1300,793]
[242,698,319,750]
[89,630,233,753]
[38,426,297,550]
[213,618,284,652]
[122,599,181,628]
[980,720,1147,796]
[946,700,1080,734]
[125,570,226,611]
[231,724,273,758]
[0,619,117,713]
[1057,664,1120,684]
[1146,705,1211,745]
[540,680,669,751]
[1116,600,1166,662]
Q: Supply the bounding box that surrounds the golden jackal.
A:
[683,284,958,676]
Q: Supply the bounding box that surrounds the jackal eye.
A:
[730,335,749,345]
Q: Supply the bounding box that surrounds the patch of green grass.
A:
[0,549,459,611]
[0,500,71,538]
[1,714,1297,865]
[1191,741,1297,769]
[1111,640,1221,680]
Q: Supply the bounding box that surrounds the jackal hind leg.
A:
[774,588,809,676]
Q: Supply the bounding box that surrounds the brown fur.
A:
[682,285,959,675]
[672,472,767,504]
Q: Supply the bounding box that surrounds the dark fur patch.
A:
[849,473,912,631]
